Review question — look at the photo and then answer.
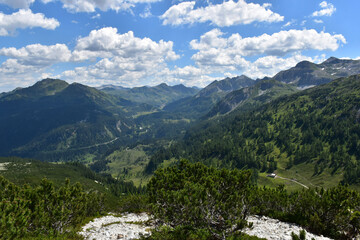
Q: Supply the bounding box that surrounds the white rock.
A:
[79,213,334,240]
[79,213,151,240]
[244,215,333,240]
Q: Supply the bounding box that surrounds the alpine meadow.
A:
[1,0,360,239]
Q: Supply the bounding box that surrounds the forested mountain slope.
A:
[147,74,360,185]
[206,79,298,118]
[100,82,199,108]
[0,79,136,160]
[163,75,255,119]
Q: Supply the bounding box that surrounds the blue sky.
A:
[0,0,359,92]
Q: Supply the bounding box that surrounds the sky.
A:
[0,0,359,92]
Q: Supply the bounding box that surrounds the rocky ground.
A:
[79,213,151,240]
[79,213,332,240]
[244,215,331,240]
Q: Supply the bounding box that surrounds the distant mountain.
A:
[273,57,360,87]
[196,75,254,98]
[0,79,136,160]
[100,83,200,108]
[97,84,129,91]
[206,79,298,118]
[163,75,255,119]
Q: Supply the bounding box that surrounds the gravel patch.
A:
[79,213,333,240]
[244,215,332,240]
[79,213,151,240]
[0,162,10,171]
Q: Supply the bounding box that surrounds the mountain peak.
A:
[295,60,316,68]
[322,57,340,65]
[156,83,168,88]
[1,78,69,101]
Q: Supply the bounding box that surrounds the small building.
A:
[266,173,276,178]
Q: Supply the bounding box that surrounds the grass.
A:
[133,111,159,118]
[257,160,353,192]
[106,145,151,187]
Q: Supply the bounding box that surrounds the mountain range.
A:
[273,56,360,87]
[1,56,360,189]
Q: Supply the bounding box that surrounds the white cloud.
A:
[0,58,50,91]
[160,0,283,27]
[61,27,179,86]
[140,5,152,18]
[182,28,346,84]
[0,59,39,74]
[0,44,71,66]
[0,9,60,36]
[312,1,336,17]
[190,28,346,69]
[72,27,179,61]
[313,19,324,24]
[156,65,217,87]
[42,0,162,13]
[283,21,292,27]
[91,13,101,19]
[0,0,34,9]
[0,27,181,90]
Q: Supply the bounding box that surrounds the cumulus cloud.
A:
[72,27,179,61]
[0,44,71,66]
[153,65,217,87]
[181,28,345,84]
[0,9,59,36]
[0,58,52,91]
[160,0,283,27]
[0,0,34,9]
[190,28,346,69]
[312,1,336,17]
[60,27,179,86]
[41,0,162,13]
[0,27,181,89]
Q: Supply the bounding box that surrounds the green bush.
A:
[249,184,360,239]
[118,194,150,213]
[0,176,103,239]
[147,160,252,239]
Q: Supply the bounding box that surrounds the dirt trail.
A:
[73,137,119,150]
[276,176,309,189]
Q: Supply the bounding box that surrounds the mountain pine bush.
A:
[0,176,103,239]
[148,160,252,239]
